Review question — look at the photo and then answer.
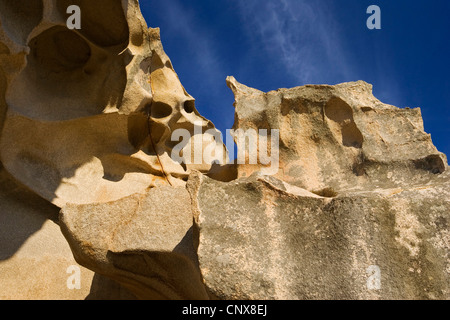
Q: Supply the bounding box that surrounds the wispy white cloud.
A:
[235,0,352,84]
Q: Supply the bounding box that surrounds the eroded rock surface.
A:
[0,165,134,300]
[227,76,447,194]
[0,1,448,301]
[0,0,225,208]
[186,78,448,300]
[0,0,222,299]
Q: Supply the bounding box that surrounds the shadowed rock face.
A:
[60,185,209,300]
[0,164,135,300]
[1,1,448,300]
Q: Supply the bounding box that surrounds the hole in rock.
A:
[10,26,127,121]
[352,162,366,177]
[150,102,172,119]
[127,113,148,149]
[361,107,373,112]
[414,155,446,174]
[325,97,353,123]
[341,122,363,148]
[130,32,143,47]
[311,187,338,198]
[29,27,91,73]
[325,97,363,148]
[183,100,195,113]
[151,51,165,71]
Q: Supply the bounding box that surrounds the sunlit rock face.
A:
[0,0,225,208]
[188,78,448,300]
[226,76,447,195]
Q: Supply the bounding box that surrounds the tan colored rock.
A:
[0,165,134,300]
[184,77,449,300]
[226,76,447,194]
[0,0,225,208]
[59,185,209,300]
[189,170,449,300]
[1,0,448,302]
[0,0,222,300]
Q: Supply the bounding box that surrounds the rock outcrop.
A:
[0,0,222,299]
[189,171,449,299]
[60,186,209,300]
[187,78,448,299]
[226,76,447,194]
[60,77,449,300]
[0,1,448,300]
[0,0,225,208]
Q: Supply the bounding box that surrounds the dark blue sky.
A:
[141,0,450,159]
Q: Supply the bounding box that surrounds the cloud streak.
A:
[235,0,352,85]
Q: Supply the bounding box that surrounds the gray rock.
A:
[189,171,449,299]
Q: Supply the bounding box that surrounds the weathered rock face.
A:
[187,78,448,300]
[60,185,209,300]
[227,76,447,194]
[0,0,222,299]
[0,1,448,301]
[0,165,88,300]
[0,0,225,208]
[189,171,449,300]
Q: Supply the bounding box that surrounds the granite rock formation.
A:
[0,0,223,299]
[0,0,225,208]
[0,1,448,300]
[226,76,447,193]
[188,78,449,299]
[189,171,449,299]
[60,78,449,300]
